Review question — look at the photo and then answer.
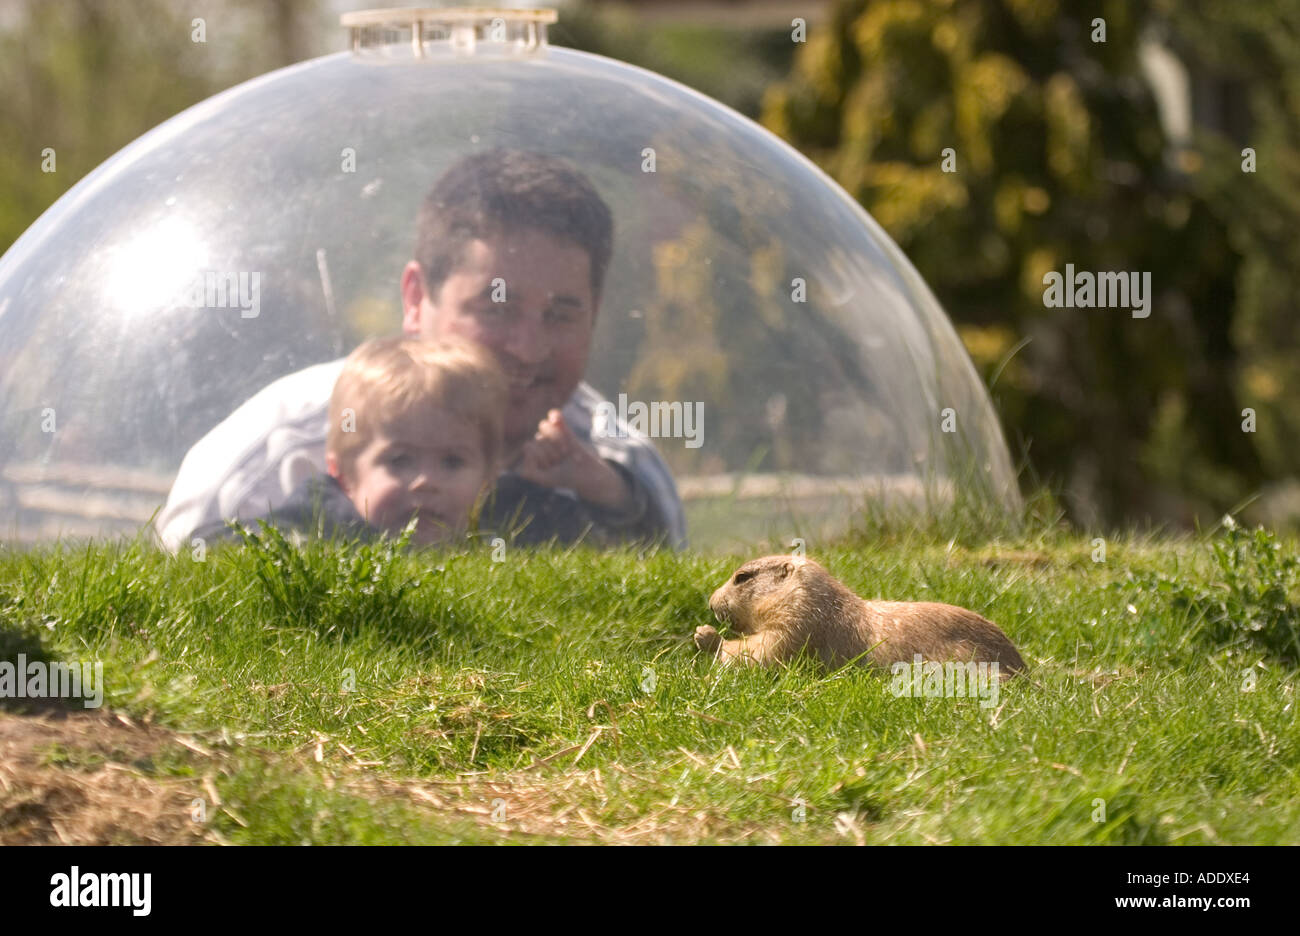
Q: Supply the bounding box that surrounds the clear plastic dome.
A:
[0,7,1020,550]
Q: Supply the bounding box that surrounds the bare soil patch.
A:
[0,706,211,845]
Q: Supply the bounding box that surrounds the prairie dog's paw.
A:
[694,624,721,652]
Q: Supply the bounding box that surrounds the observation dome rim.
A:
[340,7,559,27]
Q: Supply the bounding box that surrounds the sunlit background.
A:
[3,0,1297,534]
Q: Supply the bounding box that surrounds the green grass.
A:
[1,512,1298,844]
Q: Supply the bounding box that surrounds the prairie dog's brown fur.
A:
[695,555,1024,677]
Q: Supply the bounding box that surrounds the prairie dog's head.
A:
[710,554,816,634]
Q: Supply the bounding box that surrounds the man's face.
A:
[332,409,490,546]
[402,228,596,450]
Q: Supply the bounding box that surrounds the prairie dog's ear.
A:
[775,555,810,581]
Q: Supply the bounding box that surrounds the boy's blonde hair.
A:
[327,336,507,477]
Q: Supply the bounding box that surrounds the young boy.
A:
[196,336,602,547]
[323,336,505,545]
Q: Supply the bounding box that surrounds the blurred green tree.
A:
[761,0,1271,528]
[0,0,321,256]
[1166,0,1300,509]
[552,1,799,120]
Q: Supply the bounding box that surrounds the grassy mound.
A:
[1,517,1296,844]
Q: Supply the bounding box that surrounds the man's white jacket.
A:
[154,358,687,552]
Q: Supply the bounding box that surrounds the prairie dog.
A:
[695,555,1024,677]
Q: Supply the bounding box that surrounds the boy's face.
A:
[402,227,596,450]
[329,408,491,545]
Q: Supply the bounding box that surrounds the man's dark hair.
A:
[415,148,614,303]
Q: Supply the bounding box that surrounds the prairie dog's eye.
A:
[733,570,755,585]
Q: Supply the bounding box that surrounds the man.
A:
[154,148,686,552]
